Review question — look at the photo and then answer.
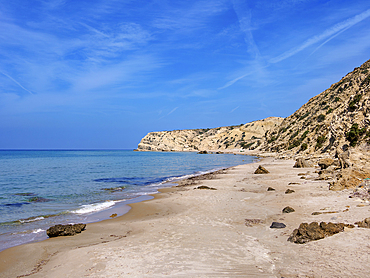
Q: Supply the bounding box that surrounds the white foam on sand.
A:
[18,216,45,224]
[31,229,44,234]
[71,200,117,214]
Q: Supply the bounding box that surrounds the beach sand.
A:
[1,157,370,277]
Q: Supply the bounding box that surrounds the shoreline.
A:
[1,157,370,277]
[0,150,254,252]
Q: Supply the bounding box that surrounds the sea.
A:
[0,150,255,251]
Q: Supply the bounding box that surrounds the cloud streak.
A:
[270,8,370,63]
[0,71,34,95]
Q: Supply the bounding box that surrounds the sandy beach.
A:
[1,157,370,277]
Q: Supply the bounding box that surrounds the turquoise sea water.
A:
[0,150,255,251]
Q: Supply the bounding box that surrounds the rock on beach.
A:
[254,165,269,174]
[46,224,86,238]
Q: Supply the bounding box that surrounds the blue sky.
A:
[1,0,370,149]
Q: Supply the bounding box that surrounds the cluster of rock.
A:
[46,223,86,238]
[292,152,370,190]
[136,117,283,152]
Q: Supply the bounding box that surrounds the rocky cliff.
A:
[136,117,283,152]
[137,59,370,191]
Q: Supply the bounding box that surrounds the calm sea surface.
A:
[0,150,255,251]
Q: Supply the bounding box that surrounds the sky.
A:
[1,0,370,149]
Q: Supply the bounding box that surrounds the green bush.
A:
[300,130,309,141]
[279,127,287,133]
[317,114,326,122]
[326,108,333,114]
[299,112,310,120]
[268,136,277,143]
[240,142,254,149]
[315,136,327,149]
[361,75,370,86]
[288,139,301,150]
[334,97,340,102]
[300,143,308,151]
[346,123,367,147]
[348,94,362,111]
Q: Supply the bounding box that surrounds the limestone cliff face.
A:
[136,59,370,191]
[137,59,370,157]
[261,59,370,157]
[136,117,283,152]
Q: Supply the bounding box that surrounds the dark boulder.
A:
[285,189,295,194]
[197,150,208,154]
[282,206,295,213]
[254,165,269,174]
[270,222,286,229]
[47,223,86,238]
[195,185,217,190]
[267,187,276,191]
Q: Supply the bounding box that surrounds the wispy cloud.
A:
[167,107,178,115]
[231,0,264,61]
[0,71,33,95]
[218,71,252,90]
[157,107,179,120]
[153,1,227,31]
[270,8,370,63]
[230,106,239,113]
[221,0,267,90]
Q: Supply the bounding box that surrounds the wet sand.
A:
[1,157,370,277]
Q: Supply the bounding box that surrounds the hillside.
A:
[262,59,370,156]
[137,59,370,191]
[136,117,283,152]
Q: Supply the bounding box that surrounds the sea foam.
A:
[71,200,117,214]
